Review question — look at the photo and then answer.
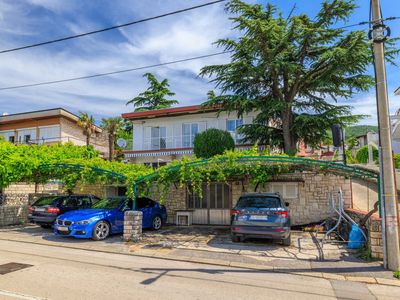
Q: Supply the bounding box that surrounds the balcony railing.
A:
[9,136,106,148]
[142,133,243,151]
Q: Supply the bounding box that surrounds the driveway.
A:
[0,224,397,282]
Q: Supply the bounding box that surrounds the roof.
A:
[0,108,102,132]
[121,105,221,120]
[395,86,400,96]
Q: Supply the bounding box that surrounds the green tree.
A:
[100,117,123,161]
[126,73,179,112]
[200,0,374,155]
[356,145,378,164]
[193,128,235,159]
[78,112,96,147]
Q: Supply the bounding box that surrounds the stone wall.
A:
[0,182,63,226]
[3,183,63,206]
[346,208,383,259]
[0,206,28,226]
[147,171,352,226]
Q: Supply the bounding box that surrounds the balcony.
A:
[123,133,260,158]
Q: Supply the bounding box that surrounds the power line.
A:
[0,51,231,91]
[335,16,400,30]
[0,0,227,54]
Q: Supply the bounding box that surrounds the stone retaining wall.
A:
[346,208,383,259]
[146,171,352,226]
[0,205,28,226]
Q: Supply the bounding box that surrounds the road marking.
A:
[0,289,47,300]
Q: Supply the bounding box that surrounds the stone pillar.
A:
[123,211,142,242]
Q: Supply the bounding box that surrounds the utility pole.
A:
[370,0,400,270]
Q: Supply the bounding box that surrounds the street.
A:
[0,240,399,300]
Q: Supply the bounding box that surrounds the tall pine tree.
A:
[201,0,375,154]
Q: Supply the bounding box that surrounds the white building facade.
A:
[122,105,259,166]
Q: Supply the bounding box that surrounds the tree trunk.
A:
[86,134,90,147]
[282,107,297,155]
[109,134,115,161]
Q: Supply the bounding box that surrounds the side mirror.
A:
[285,202,290,207]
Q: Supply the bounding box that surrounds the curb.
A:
[0,237,399,287]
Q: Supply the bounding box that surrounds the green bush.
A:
[356,145,378,164]
[193,128,235,159]
[394,154,400,169]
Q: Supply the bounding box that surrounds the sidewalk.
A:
[0,224,399,287]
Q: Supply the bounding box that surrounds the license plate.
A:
[35,208,45,212]
[249,215,268,220]
[58,226,69,232]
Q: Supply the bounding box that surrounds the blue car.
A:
[54,197,167,240]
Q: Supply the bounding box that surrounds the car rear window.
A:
[236,196,281,209]
[33,196,59,207]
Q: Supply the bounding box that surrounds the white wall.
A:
[131,111,258,151]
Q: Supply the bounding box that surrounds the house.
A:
[0,108,109,157]
[355,132,379,149]
[121,105,259,167]
[392,88,400,153]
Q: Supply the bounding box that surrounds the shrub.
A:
[356,145,378,164]
[193,128,235,159]
[394,154,400,169]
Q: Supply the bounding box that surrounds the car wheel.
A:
[92,221,110,241]
[231,234,240,243]
[152,216,162,231]
[282,234,291,246]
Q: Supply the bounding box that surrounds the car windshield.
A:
[91,197,125,209]
[236,196,281,209]
[33,196,59,206]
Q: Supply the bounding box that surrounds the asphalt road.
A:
[0,240,399,300]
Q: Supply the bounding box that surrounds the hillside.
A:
[345,125,378,138]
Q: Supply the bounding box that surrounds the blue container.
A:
[348,224,366,249]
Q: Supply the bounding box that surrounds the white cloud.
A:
[338,93,400,126]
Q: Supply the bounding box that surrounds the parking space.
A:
[0,224,394,280]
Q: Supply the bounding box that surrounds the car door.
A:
[111,198,132,233]
[136,197,154,228]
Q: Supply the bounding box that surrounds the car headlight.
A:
[76,220,90,225]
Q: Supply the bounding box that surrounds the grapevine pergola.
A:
[28,157,379,210]
[38,163,127,182]
[133,156,379,209]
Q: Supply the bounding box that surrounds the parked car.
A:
[230,192,291,245]
[54,197,167,240]
[28,194,100,228]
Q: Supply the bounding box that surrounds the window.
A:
[269,183,299,199]
[136,197,155,209]
[17,128,36,144]
[150,127,166,150]
[0,131,15,143]
[24,134,31,144]
[226,119,243,132]
[39,126,60,143]
[226,119,243,144]
[236,196,282,209]
[77,196,91,208]
[182,123,198,147]
[61,197,79,208]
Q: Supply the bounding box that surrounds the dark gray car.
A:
[230,192,291,245]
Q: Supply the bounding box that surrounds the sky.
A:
[0,0,399,125]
